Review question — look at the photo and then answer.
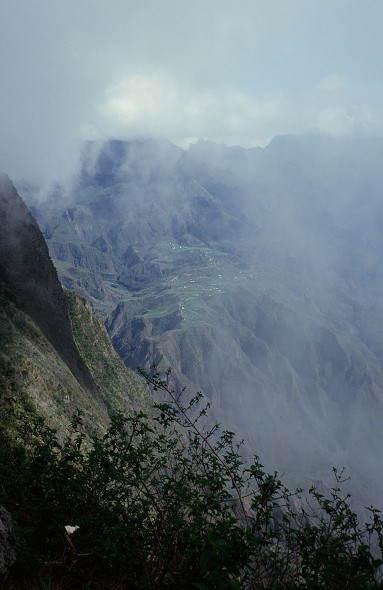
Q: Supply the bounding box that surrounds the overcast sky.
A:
[1,0,383,183]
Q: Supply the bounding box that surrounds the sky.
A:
[1,0,383,183]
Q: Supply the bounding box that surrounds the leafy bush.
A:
[1,367,383,589]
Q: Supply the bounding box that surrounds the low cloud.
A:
[1,1,383,184]
[317,104,377,137]
[316,74,346,93]
[100,72,284,148]
[101,71,383,149]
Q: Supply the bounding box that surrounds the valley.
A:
[23,135,383,506]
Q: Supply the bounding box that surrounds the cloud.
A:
[316,104,377,137]
[317,106,358,136]
[1,1,383,183]
[100,71,383,148]
[101,72,285,147]
[316,74,346,93]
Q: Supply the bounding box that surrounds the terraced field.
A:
[102,241,269,328]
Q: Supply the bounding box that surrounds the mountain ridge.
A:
[24,135,383,505]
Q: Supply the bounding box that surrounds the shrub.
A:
[1,367,383,589]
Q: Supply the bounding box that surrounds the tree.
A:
[1,367,383,589]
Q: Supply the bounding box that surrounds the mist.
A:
[3,1,383,510]
[17,134,383,512]
[2,1,383,184]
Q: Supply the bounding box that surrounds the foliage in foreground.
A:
[1,368,383,589]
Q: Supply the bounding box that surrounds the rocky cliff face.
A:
[0,174,96,392]
[25,136,383,504]
[0,175,150,436]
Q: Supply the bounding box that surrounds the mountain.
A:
[0,174,150,436]
[3,158,383,590]
[0,174,96,393]
[24,136,383,506]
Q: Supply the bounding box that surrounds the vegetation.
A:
[66,290,150,414]
[1,368,383,589]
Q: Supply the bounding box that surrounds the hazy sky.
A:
[1,0,383,183]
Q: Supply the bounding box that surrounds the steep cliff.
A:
[0,174,96,393]
[0,174,150,435]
